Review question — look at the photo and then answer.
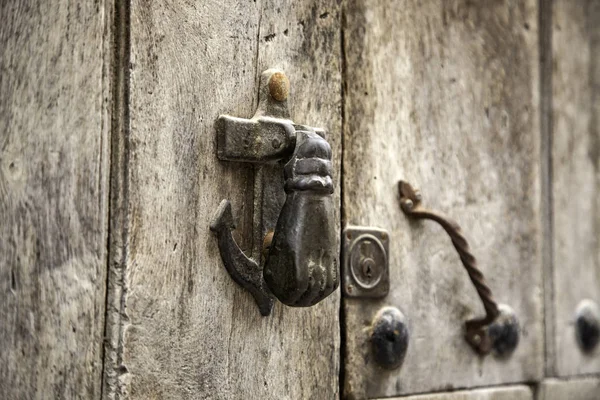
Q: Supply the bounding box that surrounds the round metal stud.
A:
[268,72,290,102]
[370,307,409,370]
[575,299,600,353]
[488,304,520,357]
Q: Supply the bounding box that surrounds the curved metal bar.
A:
[398,181,500,355]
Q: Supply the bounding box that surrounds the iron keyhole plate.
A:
[343,226,390,298]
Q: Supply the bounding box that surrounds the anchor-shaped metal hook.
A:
[210,69,339,316]
[210,200,274,316]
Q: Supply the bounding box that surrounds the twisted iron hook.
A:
[398,180,500,355]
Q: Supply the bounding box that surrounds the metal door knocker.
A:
[210,69,339,316]
[398,181,519,356]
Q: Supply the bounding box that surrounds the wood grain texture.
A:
[549,0,600,377]
[537,378,600,400]
[0,1,111,398]
[102,0,342,398]
[377,385,533,400]
[341,0,543,398]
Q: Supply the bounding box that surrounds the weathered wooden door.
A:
[1,1,599,400]
[342,1,544,398]
[340,1,600,399]
[2,0,342,398]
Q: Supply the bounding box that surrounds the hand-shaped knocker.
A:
[210,70,339,316]
[263,128,338,307]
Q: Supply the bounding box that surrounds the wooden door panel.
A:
[102,1,342,398]
[342,0,543,397]
[547,0,600,377]
[538,378,600,400]
[0,1,111,398]
[377,386,533,400]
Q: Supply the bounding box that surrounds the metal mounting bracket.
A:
[215,70,324,163]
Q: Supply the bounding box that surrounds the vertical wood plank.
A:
[539,0,555,378]
[549,0,600,377]
[0,1,111,398]
[103,1,341,398]
[342,0,543,397]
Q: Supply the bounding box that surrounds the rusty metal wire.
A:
[398,181,500,355]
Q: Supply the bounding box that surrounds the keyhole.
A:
[361,257,376,281]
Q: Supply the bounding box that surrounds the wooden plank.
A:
[102,0,342,398]
[342,0,543,398]
[549,0,600,377]
[0,1,111,398]
[378,385,533,400]
[537,378,600,400]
